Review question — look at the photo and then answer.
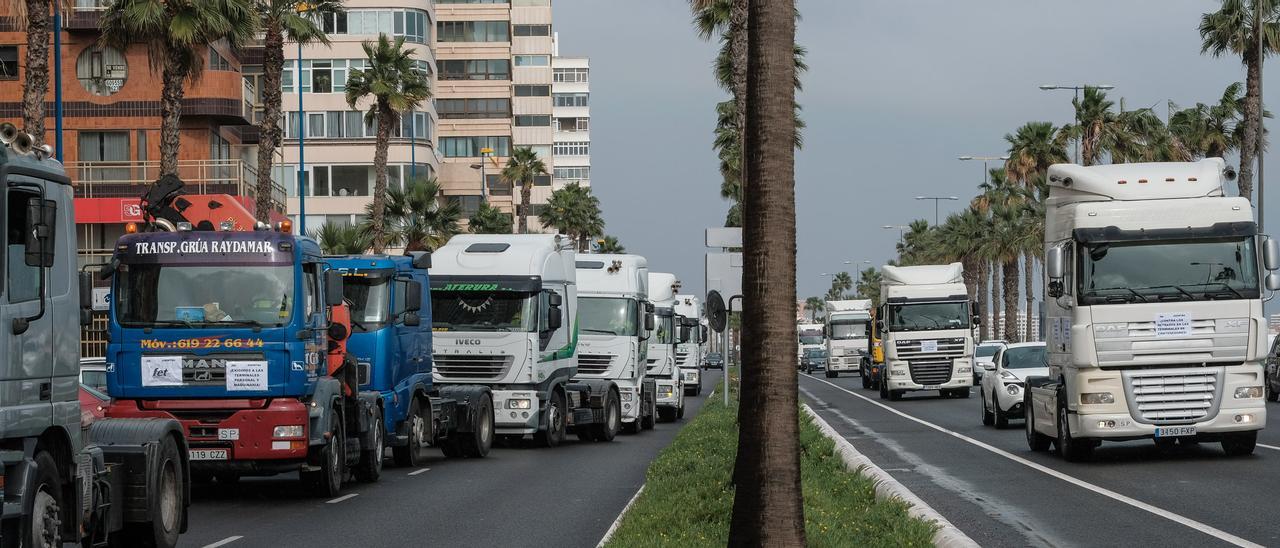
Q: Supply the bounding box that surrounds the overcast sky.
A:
[552,0,1275,302]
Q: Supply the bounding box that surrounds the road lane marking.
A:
[596,484,645,548]
[201,536,243,548]
[409,467,431,476]
[326,493,359,504]
[1259,443,1280,452]
[802,375,1264,548]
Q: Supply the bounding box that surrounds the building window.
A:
[513,55,549,67]
[76,45,127,96]
[0,46,18,79]
[485,174,512,196]
[553,117,588,132]
[324,9,429,42]
[528,144,552,160]
[436,98,510,119]
[77,131,129,182]
[553,166,590,181]
[514,115,550,127]
[440,136,512,158]
[208,48,233,71]
[512,0,549,5]
[513,24,550,37]
[552,67,588,83]
[553,141,588,156]
[437,59,509,81]
[514,84,550,97]
[553,93,589,107]
[533,174,551,187]
[447,195,483,217]
[437,21,509,42]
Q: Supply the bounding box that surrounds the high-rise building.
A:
[551,34,588,190]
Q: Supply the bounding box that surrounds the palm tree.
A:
[987,203,1024,342]
[311,222,371,255]
[369,177,460,252]
[100,0,257,176]
[1057,87,1146,167]
[345,34,431,252]
[596,235,625,253]
[253,0,342,221]
[727,0,805,543]
[8,0,62,144]
[895,219,934,265]
[502,147,549,234]
[469,201,513,234]
[831,271,854,298]
[804,296,824,321]
[1200,0,1280,201]
[1004,122,1068,184]
[855,267,882,306]
[539,182,605,251]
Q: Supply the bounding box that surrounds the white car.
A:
[972,340,1006,384]
[979,342,1046,428]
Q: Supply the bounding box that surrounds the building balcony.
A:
[65,2,109,32]
[67,159,286,213]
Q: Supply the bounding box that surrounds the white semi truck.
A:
[674,294,705,396]
[797,322,825,367]
[824,299,873,378]
[877,263,977,400]
[430,235,623,446]
[575,255,658,433]
[647,273,687,421]
[1028,158,1277,460]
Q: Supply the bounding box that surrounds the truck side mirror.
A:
[971,300,981,326]
[546,292,563,331]
[548,292,563,308]
[1265,237,1280,271]
[403,280,422,312]
[701,325,708,343]
[78,271,93,326]
[403,311,421,327]
[645,311,655,331]
[875,319,885,332]
[1046,245,1065,280]
[1267,272,1280,291]
[325,270,344,306]
[679,324,691,343]
[24,197,56,267]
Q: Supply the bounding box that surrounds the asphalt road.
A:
[182,370,721,548]
[799,371,1280,548]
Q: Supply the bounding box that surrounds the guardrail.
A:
[66,160,286,212]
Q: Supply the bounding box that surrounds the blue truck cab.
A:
[329,253,495,466]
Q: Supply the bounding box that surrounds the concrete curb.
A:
[595,484,645,548]
[802,404,980,548]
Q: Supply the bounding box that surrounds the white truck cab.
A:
[674,294,705,396]
[1028,159,1278,460]
[797,322,825,368]
[575,255,658,433]
[877,263,977,400]
[647,273,686,421]
[824,300,872,379]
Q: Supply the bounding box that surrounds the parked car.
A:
[802,348,828,375]
[980,342,1047,428]
[973,340,1007,384]
[79,383,108,428]
[1266,336,1280,402]
[80,356,108,393]
[703,352,725,370]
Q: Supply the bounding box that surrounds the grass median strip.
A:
[604,369,936,547]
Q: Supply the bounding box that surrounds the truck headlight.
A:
[273,425,304,438]
[1005,384,1021,396]
[1080,392,1114,405]
[507,398,532,409]
[620,391,634,402]
[660,385,674,397]
[1234,386,1263,399]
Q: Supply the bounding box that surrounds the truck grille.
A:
[675,351,693,367]
[908,361,953,385]
[1122,368,1223,425]
[1094,318,1248,367]
[577,354,614,375]
[433,355,515,380]
[895,338,966,360]
[161,353,266,386]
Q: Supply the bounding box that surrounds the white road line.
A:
[409,467,432,476]
[1259,443,1280,452]
[326,493,359,504]
[595,484,645,548]
[201,536,243,548]
[801,375,1264,548]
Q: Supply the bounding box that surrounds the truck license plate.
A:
[923,385,941,391]
[1154,426,1196,438]
[218,428,239,441]
[189,449,229,461]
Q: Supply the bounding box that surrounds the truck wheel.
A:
[641,395,656,430]
[304,410,345,497]
[861,368,871,389]
[589,390,620,442]
[24,451,64,548]
[460,393,495,457]
[534,389,567,447]
[677,401,685,419]
[657,406,676,422]
[1056,396,1093,462]
[1266,381,1278,402]
[1222,431,1257,456]
[354,407,385,482]
[114,435,183,548]
[1025,399,1051,452]
[878,377,888,399]
[981,391,994,426]
[393,397,432,467]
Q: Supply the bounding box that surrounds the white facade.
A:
[552,33,589,190]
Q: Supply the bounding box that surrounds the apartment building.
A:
[551,34,589,190]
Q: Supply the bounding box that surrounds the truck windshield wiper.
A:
[1183,282,1245,299]
[144,319,195,328]
[583,328,618,335]
[1089,287,1149,303]
[1135,285,1196,301]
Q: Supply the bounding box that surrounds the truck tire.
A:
[1222,431,1257,456]
[303,409,345,497]
[392,397,432,467]
[1266,380,1278,402]
[1055,394,1093,462]
[657,406,676,422]
[353,407,384,482]
[641,395,656,430]
[534,389,567,447]
[879,377,888,400]
[113,435,183,548]
[861,367,871,389]
[23,451,64,548]
[981,391,994,426]
[1025,398,1051,452]
[458,392,495,457]
[588,390,620,442]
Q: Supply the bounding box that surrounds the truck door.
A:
[2,183,55,424]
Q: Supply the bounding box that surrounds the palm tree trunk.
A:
[1003,259,1018,344]
[728,0,805,544]
[977,260,989,341]
[991,260,1001,339]
[518,181,532,234]
[730,0,748,206]
[371,100,393,252]
[255,24,285,221]
[1240,49,1260,202]
[1024,253,1034,342]
[159,48,187,177]
[21,0,50,144]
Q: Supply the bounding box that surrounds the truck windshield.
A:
[1002,346,1047,369]
[580,297,638,336]
[799,329,823,345]
[829,321,868,340]
[116,264,294,327]
[431,290,535,332]
[1079,237,1259,305]
[344,276,391,332]
[887,301,969,332]
[655,313,675,344]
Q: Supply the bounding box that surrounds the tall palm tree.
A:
[1200,0,1280,201]
[596,235,625,253]
[501,146,549,234]
[100,0,257,176]
[1018,182,1047,342]
[1004,122,1068,184]
[469,201,513,234]
[895,219,934,265]
[1169,85,1241,160]
[7,0,61,144]
[539,182,605,251]
[311,222,372,255]
[728,0,804,543]
[369,177,460,252]
[804,296,824,321]
[253,0,342,221]
[345,34,431,252]
[855,267,882,306]
[986,203,1024,342]
[831,271,854,298]
[1057,88,1145,167]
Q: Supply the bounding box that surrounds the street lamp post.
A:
[1039,84,1116,164]
[958,155,1009,187]
[915,196,959,225]
[882,224,909,244]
